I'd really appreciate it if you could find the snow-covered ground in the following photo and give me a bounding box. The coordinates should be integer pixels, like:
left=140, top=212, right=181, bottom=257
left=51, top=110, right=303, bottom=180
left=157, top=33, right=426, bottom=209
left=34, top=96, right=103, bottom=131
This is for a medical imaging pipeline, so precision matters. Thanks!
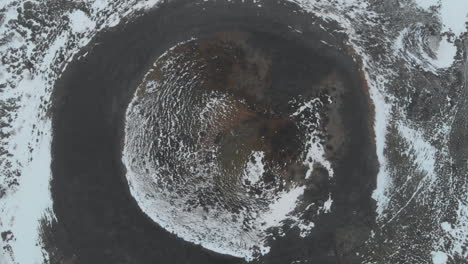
left=0, top=0, right=466, bottom=263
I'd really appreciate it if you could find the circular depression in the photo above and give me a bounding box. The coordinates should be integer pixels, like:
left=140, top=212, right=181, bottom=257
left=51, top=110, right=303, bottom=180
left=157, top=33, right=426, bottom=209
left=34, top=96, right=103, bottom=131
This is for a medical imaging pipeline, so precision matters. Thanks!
left=50, top=1, right=378, bottom=263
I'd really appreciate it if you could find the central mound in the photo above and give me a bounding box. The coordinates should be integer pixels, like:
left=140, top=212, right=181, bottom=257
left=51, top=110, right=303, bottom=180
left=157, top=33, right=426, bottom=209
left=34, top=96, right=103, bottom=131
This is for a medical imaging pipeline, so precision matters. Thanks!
left=123, top=31, right=348, bottom=258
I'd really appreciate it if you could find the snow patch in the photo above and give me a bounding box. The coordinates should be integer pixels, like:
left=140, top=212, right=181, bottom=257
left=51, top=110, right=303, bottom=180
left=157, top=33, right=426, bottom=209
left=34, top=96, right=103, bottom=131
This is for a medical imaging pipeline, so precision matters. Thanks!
left=432, top=35, right=457, bottom=69
left=68, top=10, right=96, bottom=33
left=292, top=98, right=334, bottom=180
left=243, top=151, right=265, bottom=185
left=261, top=186, right=305, bottom=227
left=369, top=75, right=392, bottom=217
left=0, top=73, right=55, bottom=264
left=431, top=251, right=448, bottom=264
left=322, top=194, right=333, bottom=213
left=397, top=122, right=437, bottom=181
left=416, top=0, right=468, bottom=36
left=414, top=0, right=468, bottom=68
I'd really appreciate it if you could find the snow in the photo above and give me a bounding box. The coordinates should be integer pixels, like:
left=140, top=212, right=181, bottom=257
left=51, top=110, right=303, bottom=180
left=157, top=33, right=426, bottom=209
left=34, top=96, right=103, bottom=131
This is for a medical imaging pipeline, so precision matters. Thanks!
left=0, top=0, right=17, bottom=10
left=322, top=194, right=333, bottom=213
left=437, top=195, right=468, bottom=261
left=243, top=151, right=265, bottom=185
left=432, top=35, right=458, bottom=69
left=368, top=76, right=392, bottom=216
left=414, top=0, right=468, bottom=68
left=414, top=0, right=439, bottom=10
left=292, top=98, right=334, bottom=180
left=261, top=186, right=305, bottom=227
left=393, top=24, right=456, bottom=71
left=285, top=0, right=394, bottom=219
left=0, top=74, right=55, bottom=264
left=397, top=122, right=437, bottom=181
left=40, top=33, right=68, bottom=69
left=432, top=1, right=468, bottom=67
left=431, top=251, right=448, bottom=264
left=134, top=0, right=162, bottom=10
left=0, top=0, right=466, bottom=263
left=124, top=156, right=309, bottom=260
left=440, top=221, right=451, bottom=232
left=440, top=3, right=468, bottom=35
left=0, top=1, right=164, bottom=262
left=68, top=10, right=96, bottom=33
left=1, top=127, right=54, bottom=264
left=415, top=0, right=468, bottom=36
left=298, top=221, right=315, bottom=238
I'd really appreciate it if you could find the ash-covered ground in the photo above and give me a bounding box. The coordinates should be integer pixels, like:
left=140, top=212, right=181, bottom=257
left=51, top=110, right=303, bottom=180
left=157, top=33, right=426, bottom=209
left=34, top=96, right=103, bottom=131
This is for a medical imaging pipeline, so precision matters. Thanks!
left=0, top=0, right=467, bottom=264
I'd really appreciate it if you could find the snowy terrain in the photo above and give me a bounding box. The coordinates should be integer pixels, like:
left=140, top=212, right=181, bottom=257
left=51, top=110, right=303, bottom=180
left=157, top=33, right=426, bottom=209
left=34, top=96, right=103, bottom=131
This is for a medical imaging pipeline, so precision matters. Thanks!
left=0, top=0, right=467, bottom=263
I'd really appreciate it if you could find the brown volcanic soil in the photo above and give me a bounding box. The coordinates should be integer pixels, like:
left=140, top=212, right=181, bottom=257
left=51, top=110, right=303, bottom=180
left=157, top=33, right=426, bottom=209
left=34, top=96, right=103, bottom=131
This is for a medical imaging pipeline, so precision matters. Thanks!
left=48, top=0, right=378, bottom=263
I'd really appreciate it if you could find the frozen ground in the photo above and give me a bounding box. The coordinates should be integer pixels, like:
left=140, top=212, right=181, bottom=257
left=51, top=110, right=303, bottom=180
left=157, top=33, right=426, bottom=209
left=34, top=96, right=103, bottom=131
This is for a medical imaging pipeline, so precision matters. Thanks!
left=0, top=0, right=467, bottom=263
